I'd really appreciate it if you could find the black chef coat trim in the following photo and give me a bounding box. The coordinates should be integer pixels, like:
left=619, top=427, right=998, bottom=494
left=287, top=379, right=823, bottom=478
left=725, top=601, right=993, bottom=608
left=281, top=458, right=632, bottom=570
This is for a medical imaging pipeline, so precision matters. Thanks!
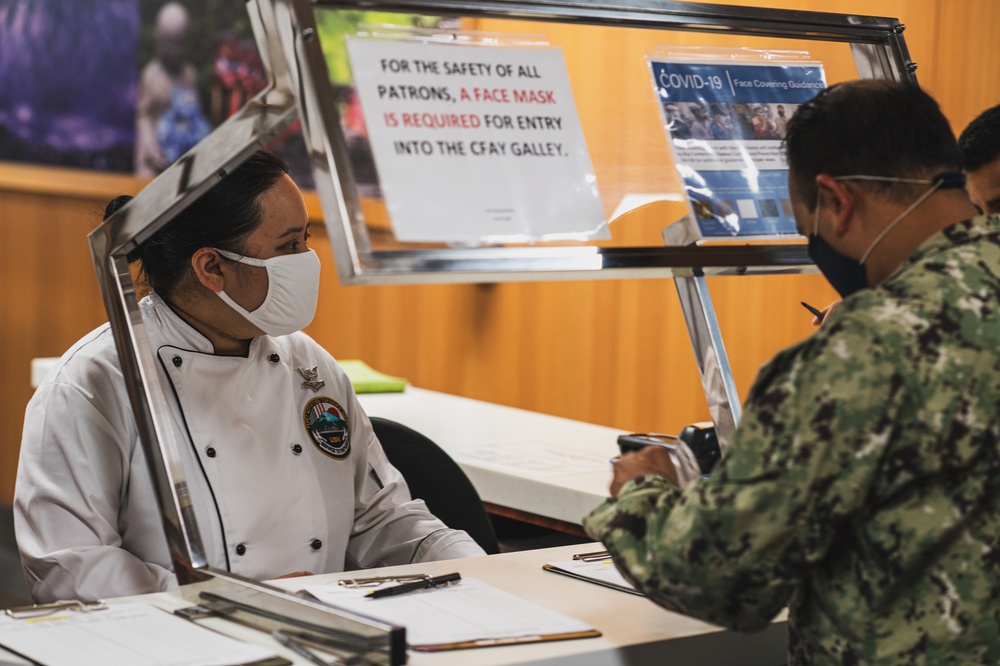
left=157, top=346, right=231, bottom=572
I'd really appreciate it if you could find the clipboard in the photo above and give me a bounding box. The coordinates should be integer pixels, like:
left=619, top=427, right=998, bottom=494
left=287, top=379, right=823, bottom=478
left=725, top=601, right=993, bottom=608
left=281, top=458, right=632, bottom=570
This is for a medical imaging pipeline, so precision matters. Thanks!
left=543, top=558, right=644, bottom=596
left=4, top=599, right=109, bottom=620
left=304, top=577, right=601, bottom=651
left=0, top=602, right=289, bottom=666
left=411, top=628, right=601, bottom=652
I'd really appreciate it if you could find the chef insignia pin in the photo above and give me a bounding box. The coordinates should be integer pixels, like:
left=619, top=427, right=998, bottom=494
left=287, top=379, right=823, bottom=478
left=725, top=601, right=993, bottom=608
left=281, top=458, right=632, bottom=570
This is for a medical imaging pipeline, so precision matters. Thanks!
left=297, top=366, right=325, bottom=392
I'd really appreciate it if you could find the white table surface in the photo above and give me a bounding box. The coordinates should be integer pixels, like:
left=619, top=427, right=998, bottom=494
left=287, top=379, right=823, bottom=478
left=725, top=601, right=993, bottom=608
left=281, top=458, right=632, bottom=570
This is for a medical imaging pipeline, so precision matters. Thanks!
left=358, top=388, right=625, bottom=526
left=0, top=545, right=787, bottom=666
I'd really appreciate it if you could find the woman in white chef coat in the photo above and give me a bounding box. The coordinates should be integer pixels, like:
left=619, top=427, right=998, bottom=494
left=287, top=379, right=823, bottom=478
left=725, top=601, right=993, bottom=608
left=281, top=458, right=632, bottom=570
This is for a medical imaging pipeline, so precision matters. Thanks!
left=14, top=151, right=484, bottom=603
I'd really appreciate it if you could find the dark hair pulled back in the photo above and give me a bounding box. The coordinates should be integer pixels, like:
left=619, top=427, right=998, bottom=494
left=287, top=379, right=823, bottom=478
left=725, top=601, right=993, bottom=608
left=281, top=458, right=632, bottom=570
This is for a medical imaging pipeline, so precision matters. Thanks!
left=104, top=150, right=288, bottom=297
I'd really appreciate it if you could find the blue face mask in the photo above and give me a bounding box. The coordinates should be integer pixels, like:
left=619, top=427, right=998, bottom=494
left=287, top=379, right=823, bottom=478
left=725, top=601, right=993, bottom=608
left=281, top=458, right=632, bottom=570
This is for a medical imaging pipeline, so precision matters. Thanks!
left=807, top=172, right=965, bottom=298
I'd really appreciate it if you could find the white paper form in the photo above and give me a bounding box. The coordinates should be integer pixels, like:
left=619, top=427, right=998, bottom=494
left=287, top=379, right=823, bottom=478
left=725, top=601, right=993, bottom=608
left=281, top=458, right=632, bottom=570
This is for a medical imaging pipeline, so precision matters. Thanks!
left=305, top=577, right=596, bottom=648
left=451, top=443, right=610, bottom=475
left=0, top=603, right=277, bottom=666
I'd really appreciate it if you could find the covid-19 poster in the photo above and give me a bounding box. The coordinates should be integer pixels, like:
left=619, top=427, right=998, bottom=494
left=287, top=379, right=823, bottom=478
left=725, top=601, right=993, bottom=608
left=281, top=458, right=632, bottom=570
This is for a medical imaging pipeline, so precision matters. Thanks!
left=649, top=58, right=826, bottom=242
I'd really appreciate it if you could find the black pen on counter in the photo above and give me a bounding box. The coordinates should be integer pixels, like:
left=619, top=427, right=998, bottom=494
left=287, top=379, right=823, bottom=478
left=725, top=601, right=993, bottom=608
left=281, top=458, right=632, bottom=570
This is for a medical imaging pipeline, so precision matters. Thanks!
left=367, top=572, right=462, bottom=599
left=801, top=301, right=825, bottom=322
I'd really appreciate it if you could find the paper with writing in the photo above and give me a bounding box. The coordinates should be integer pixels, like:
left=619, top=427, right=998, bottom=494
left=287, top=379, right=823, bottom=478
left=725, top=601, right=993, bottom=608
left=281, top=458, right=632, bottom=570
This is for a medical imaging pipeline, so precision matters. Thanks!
left=451, top=444, right=609, bottom=475
left=305, top=577, right=596, bottom=648
left=0, top=603, right=278, bottom=666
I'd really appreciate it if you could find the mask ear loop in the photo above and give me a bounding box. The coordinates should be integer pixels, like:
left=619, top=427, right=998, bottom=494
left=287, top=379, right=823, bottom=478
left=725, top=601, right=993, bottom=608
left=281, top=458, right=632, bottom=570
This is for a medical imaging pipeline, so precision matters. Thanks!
left=214, top=248, right=267, bottom=268
left=858, top=179, right=944, bottom=265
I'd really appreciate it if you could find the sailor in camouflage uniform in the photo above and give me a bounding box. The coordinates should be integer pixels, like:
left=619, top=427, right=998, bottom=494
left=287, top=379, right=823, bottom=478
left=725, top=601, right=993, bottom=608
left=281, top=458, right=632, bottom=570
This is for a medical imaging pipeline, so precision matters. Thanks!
left=584, top=81, right=1000, bottom=664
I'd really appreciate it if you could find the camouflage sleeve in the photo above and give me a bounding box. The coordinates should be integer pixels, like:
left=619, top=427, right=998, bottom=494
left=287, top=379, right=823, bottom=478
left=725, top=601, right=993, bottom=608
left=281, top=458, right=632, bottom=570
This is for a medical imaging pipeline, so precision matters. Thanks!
left=584, top=313, right=902, bottom=632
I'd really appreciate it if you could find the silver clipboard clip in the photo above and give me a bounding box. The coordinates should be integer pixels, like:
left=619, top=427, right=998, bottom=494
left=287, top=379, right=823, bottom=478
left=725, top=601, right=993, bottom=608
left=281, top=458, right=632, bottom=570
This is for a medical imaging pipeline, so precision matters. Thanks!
left=572, top=550, right=611, bottom=562
left=336, top=573, right=430, bottom=589
left=5, top=599, right=109, bottom=620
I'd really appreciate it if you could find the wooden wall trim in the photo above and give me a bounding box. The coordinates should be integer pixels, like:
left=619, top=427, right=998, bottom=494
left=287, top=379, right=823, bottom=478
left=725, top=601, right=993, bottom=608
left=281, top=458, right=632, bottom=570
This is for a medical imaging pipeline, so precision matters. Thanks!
left=0, top=161, right=148, bottom=200
left=0, top=161, right=327, bottom=222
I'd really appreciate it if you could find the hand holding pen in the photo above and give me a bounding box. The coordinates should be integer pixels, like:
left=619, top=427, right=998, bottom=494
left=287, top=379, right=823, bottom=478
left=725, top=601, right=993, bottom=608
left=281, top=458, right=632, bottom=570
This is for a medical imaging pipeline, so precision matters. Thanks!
left=367, top=572, right=462, bottom=599
left=801, top=300, right=839, bottom=326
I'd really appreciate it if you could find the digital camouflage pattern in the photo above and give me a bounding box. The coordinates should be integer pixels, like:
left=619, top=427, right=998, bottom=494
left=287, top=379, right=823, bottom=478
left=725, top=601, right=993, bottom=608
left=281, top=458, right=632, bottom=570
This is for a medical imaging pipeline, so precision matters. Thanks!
left=585, top=215, right=1000, bottom=664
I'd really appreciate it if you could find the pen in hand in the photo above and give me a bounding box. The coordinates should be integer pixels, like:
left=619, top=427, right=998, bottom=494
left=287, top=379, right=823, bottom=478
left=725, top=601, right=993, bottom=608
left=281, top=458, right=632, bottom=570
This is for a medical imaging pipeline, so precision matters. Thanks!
left=801, top=301, right=825, bottom=323
left=367, top=572, right=462, bottom=599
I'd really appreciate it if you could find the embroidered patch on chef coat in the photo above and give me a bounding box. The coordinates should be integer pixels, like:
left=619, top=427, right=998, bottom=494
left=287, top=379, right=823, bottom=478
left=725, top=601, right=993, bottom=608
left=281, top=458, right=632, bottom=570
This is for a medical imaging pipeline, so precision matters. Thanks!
left=303, top=397, right=351, bottom=459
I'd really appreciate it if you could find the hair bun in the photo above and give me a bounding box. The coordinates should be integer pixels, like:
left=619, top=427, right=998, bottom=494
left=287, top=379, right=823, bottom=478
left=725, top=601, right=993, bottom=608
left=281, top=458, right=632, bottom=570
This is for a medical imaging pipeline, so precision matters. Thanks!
left=104, top=195, right=133, bottom=221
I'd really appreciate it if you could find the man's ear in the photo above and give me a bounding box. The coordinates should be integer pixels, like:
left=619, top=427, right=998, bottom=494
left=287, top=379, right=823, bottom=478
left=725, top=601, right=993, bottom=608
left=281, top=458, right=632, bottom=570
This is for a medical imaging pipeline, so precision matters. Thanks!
left=191, top=248, right=226, bottom=293
left=814, top=174, right=856, bottom=237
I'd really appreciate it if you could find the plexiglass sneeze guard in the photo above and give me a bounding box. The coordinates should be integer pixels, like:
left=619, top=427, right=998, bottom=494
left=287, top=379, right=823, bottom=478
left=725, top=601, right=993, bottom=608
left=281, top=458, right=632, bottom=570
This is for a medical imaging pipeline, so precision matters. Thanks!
left=87, top=1, right=913, bottom=662
left=312, top=0, right=914, bottom=285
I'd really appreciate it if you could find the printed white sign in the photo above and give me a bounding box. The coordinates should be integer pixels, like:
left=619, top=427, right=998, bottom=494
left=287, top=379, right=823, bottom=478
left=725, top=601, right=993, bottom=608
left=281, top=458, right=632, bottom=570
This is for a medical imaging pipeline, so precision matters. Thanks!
left=347, top=38, right=607, bottom=243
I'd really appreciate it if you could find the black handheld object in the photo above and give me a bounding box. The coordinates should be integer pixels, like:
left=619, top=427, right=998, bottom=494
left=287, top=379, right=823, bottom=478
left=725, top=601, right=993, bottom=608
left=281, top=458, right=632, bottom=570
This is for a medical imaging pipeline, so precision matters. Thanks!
left=679, top=422, right=721, bottom=474
left=616, top=433, right=679, bottom=454
left=801, top=301, right=825, bottom=322
left=367, top=572, right=462, bottom=599
left=617, top=423, right=721, bottom=474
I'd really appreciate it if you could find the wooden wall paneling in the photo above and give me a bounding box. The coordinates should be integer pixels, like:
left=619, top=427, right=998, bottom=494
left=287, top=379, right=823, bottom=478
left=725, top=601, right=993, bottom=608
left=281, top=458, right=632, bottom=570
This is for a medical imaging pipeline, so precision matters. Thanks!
left=921, top=0, right=1000, bottom=135
left=665, top=0, right=939, bottom=90
left=460, top=281, right=558, bottom=413
left=402, top=283, right=487, bottom=400
left=519, top=279, right=619, bottom=425
left=0, top=191, right=111, bottom=501
left=608, top=274, right=703, bottom=434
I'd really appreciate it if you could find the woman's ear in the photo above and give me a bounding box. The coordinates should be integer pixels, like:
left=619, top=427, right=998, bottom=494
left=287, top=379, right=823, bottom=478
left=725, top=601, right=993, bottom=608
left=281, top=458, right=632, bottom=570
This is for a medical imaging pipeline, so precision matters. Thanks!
left=190, top=248, right=226, bottom=293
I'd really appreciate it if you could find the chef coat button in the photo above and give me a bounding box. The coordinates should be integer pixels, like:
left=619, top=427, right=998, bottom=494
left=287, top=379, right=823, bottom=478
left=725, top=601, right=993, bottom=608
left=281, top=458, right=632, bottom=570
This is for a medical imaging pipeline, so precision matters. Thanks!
left=172, top=356, right=182, bottom=367
left=268, top=353, right=280, bottom=364
left=291, top=443, right=303, bottom=455
left=205, top=446, right=217, bottom=458
left=310, top=539, right=322, bottom=550
left=236, top=543, right=247, bottom=556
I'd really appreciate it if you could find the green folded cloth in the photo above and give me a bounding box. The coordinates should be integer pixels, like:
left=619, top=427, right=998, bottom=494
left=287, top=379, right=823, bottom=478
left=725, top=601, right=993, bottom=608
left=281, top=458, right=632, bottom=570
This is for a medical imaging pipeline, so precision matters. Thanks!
left=339, top=359, right=407, bottom=393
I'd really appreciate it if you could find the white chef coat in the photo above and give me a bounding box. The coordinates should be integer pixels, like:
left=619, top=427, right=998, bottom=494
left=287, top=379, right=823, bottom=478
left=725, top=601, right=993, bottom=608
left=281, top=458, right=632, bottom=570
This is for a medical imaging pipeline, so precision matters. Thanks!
left=15, top=293, right=483, bottom=603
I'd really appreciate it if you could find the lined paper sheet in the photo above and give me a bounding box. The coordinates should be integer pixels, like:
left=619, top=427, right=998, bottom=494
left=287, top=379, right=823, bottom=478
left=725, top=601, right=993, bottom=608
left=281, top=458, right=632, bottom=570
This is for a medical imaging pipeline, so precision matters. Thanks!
left=0, top=603, right=279, bottom=666
left=451, top=444, right=609, bottom=475
left=305, top=577, right=597, bottom=649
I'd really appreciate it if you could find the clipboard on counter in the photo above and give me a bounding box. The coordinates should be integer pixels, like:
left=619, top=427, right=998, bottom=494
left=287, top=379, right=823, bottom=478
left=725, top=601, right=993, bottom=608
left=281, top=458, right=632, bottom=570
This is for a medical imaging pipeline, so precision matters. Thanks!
left=304, top=577, right=600, bottom=651
left=543, top=553, right=644, bottom=596
left=0, top=601, right=288, bottom=666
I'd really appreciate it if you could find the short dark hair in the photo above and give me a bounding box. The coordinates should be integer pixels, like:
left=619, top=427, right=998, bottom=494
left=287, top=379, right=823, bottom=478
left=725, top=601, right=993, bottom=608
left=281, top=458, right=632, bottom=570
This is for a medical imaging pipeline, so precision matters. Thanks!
left=958, top=103, right=1000, bottom=172
left=105, top=150, right=288, bottom=297
left=784, top=80, right=961, bottom=208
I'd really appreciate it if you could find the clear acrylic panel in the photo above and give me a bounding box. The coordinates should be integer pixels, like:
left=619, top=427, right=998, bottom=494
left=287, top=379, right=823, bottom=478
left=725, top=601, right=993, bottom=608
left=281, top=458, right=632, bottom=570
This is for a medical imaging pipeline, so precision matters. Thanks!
left=300, top=1, right=913, bottom=283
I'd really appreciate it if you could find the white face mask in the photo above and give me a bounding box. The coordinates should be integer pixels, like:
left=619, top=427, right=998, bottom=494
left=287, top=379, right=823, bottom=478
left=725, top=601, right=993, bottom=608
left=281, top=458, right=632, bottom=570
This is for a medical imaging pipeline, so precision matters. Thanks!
left=213, top=248, right=321, bottom=337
